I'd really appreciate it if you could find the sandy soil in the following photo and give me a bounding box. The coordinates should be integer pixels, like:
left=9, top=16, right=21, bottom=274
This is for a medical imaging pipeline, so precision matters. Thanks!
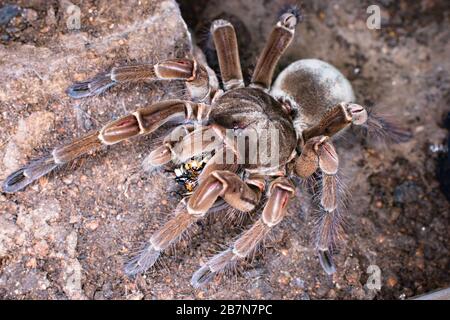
left=0, top=0, right=449, bottom=299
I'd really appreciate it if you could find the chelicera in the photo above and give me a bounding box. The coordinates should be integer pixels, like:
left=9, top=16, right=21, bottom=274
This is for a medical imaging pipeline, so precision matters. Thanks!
left=2, top=7, right=409, bottom=287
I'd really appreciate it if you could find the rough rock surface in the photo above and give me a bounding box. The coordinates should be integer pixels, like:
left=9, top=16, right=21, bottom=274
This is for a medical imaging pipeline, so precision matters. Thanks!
left=0, top=0, right=192, bottom=300
left=1, top=0, right=449, bottom=299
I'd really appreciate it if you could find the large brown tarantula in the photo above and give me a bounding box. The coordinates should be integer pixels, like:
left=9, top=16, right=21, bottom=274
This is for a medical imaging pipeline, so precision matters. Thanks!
left=2, top=8, right=409, bottom=287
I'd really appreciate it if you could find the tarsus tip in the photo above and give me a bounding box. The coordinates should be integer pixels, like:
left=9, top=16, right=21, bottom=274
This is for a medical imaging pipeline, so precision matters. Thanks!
left=191, top=265, right=216, bottom=288
left=66, top=73, right=115, bottom=99
left=318, top=250, right=337, bottom=275
left=124, top=245, right=161, bottom=277
left=2, top=156, right=58, bottom=193
left=66, top=82, right=92, bottom=99
left=280, top=4, right=303, bottom=24
left=2, top=168, right=28, bottom=193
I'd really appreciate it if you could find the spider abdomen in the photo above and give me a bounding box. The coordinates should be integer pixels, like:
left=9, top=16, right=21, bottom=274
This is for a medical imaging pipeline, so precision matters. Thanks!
left=271, top=59, right=355, bottom=132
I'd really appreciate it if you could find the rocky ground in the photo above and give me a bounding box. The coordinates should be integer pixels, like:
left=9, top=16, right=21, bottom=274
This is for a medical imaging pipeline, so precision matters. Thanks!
left=0, top=0, right=449, bottom=299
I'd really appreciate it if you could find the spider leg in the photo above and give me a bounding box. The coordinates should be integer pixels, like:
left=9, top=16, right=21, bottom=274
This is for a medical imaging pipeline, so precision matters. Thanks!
left=250, top=10, right=300, bottom=90
left=210, top=20, right=244, bottom=90
left=124, top=197, right=192, bottom=276
left=294, top=135, right=341, bottom=274
left=145, top=124, right=195, bottom=168
left=125, top=149, right=265, bottom=276
left=66, top=58, right=213, bottom=102
left=302, top=101, right=413, bottom=145
left=144, top=125, right=223, bottom=169
left=2, top=100, right=210, bottom=193
left=361, top=109, right=412, bottom=143
left=295, top=135, right=338, bottom=179
left=187, top=170, right=264, bottom=215
left=191, top=177, right=294, bottom=288
left=299, top=104, right=410, bottom=274
left=301, top=102, right=375, bottom=143
left=298, top=103, right=410, bottom=274
left=315, top=172, right=342, bottom=275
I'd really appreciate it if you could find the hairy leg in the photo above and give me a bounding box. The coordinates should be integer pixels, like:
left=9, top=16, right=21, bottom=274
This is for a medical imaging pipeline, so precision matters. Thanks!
left=301, top=101, right=411, bottom=144
left=295, top=135, right=338, bottom=179
left=2, top=100, right=211, bottom=193
left=124, top=166, right=265, bottom=276
left=187, top=170, right=264, bottom=214
left=191, top=177, right=294, bottom=288
left=297, top=101, right=410, bottom=274
left=294, top=135, right=342, bottom=274
left=301, top=103, right=368, bottom=142
left=67, top=58, right=214, bottom=102
left=144, top=125, right=223, bottom=169
left=210, top=20, right=244, bottom=90
left=250, top=9, right=300, bottom=90
left=315, top=172, right=343, bottom=275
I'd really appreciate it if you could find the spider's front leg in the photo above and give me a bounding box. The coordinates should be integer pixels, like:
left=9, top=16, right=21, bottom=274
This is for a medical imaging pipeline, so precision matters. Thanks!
left=67, top=58, right=214, bottom=102
left=124, top=148, right=265, bottom=276
left=191, top=177, right=295, bottom=288
left=2, top=100, right=210, bottom=193
left=210, top=19, right=244, bottom=90
left=250, top=8, right=300, bottom=90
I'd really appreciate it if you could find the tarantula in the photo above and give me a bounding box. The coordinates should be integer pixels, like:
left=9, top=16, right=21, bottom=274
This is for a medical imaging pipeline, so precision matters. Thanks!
left=2, top=8, right=409, bottom=287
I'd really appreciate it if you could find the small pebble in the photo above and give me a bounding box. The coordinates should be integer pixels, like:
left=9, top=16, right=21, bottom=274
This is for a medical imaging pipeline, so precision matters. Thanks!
left=0, top=4, right=21, bottom=26
left=292, top=278, right=305, bottom=289
left=196, top=291, right=205, bottom=299
left=26, top=257, right=37, bottom=268
left=33, top=240, right=49, bottom=257
left=23, top=9, right=38, bottom=22
left=387, top=276, right=398, bottom=287
left=327, top=289, right=337, bottom=299
left=85, top=220, right=99, bottom=231
left=389, top=208, right=401, bottom=222
left=46, top=7, right=56, bottom=26
left=375, top=200, right=383, bottom=208
left=376, top=235, right=386, bottom=244
left=127, top=291, right=144, bottom=300
left=63, top=176, right=74, bottom=185
left=278, top=274, right=290, bottom=286
left=69, top=214, right=81, bottom=224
